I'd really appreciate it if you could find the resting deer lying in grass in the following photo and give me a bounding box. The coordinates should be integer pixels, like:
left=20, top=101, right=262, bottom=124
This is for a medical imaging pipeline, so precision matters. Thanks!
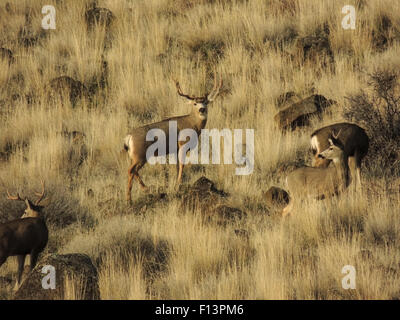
left=0, top=181, right=48, bottom=289
left=124, top=71, right=223, bottom=202
left=282, top=130, right=351, bottom=217
left=310, top=123, right=369, bottom=186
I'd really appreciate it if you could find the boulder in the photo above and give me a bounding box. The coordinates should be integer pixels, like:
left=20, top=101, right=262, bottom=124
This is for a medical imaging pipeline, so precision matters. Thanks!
left=274, top=94, right=335, bottom=130
left=178, top=177, right=247, bottom=226
left=207, top=205, right=246, bottom=226
left=371, top=14, right=400, bottom=51
left=295, top=36, right=334, bottom=63
left=179, top=176, right=228, bottom=214
left=276, top=91, right=302, bottom=110
left=46, top=76, right=90, bottom=106
left=14, top=253, right=100, bottom=300
left=84, top=5, right=115, bottom=49
left=85, top=7, right=115, bottom=30
left=0, top=276, right=12, bottom=290
left=264, top=186, right=290, bottom=213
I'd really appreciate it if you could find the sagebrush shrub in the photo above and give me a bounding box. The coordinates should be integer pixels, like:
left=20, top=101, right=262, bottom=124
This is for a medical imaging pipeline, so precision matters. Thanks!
left=344, top=70, right=400, bottom=177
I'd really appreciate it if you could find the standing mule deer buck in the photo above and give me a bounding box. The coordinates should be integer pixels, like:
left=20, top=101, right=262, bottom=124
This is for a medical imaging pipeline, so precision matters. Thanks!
left=282, top=130, right=351, bottom=217
left=124, top=71, right=223, bottom=202
left=310, top=122, right=369, bottom=186
left=0, top=181, right=48, bottom=289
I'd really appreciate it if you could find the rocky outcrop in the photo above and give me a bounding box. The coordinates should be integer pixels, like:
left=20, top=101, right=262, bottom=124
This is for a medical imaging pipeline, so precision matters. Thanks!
left=14, top=253, right=100, bottom=300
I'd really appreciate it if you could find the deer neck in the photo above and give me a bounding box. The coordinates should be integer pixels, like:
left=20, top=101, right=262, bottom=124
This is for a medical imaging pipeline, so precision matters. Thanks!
left=332, top=154, right=350, bottom=187
left=188, top=110, right=207, bottom=133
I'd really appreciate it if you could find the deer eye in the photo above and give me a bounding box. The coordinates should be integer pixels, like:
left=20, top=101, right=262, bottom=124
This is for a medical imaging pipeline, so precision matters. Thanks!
left=193, top=103, right=197, bottom=106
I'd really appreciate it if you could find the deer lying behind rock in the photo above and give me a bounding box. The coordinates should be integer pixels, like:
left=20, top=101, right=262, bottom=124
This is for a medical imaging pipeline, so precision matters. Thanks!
left=0, top=181, right=48, bottom=289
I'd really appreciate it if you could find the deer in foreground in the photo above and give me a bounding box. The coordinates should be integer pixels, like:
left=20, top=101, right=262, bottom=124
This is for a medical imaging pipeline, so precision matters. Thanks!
left=123, top=71, right=223, bottom=202
left=0, top=181, right=48, bottom=289
left=282, top=130, right=351, bottom=217
left=310, top=122, right=369, bottom=186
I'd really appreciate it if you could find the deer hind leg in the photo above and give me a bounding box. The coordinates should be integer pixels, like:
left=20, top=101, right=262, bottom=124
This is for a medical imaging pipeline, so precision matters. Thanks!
left=176, top=147, right=188, bottom=186
left=348, top=156, right=357, bottom=188
left=30, top=251, right=40, bottom=271
left=0, top=255, right=7, bottom=268
left=133, top=161, right=148, bottom=191
left=15, top=255, right=26, bottom=290
left=127, top=161, right=137, bottom=202
left=348, top=152, right=362, bottom=189
left=127, top=161, right=148, bottom=202
left=355, top=149, right=363, bottom=188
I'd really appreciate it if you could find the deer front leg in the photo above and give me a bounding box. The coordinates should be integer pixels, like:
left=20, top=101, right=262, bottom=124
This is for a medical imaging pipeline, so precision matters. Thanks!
left=177, top=147, right=186, bottom=186
left=30, top=250, right=39, bottom=271
left=127, top=162, right=136, bottom=202
left=14, top=254, right=26, bottom=290
left=177, top=162, right=184, bottom=186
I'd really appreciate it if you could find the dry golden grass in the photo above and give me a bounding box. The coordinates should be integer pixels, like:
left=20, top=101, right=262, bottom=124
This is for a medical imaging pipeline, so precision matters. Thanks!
left=1, top=0, right=400, bottom=299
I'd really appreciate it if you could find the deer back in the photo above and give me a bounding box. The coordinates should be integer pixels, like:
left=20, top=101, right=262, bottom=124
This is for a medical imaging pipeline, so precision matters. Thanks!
left=286, top=165, right=344, bottom=199
left=311, top=122, right=369, bottom=157
left=0, top=217, right=48, bottom=256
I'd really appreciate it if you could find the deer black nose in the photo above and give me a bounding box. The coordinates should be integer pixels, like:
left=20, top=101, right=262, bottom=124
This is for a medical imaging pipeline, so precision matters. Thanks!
left=318, top=154, right=325, bottom=159
left=199, top=108, right=206, bottom=113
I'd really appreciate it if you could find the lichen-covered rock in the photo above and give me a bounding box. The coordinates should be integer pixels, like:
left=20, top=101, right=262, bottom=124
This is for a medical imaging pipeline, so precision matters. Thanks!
left=295, top=36, right=334, bottom=63
left=14, top=253, right=100, bottom=300
left=264, top=186, right=290, bottom=213
left=209, top=205, right=246, bottom=226
left=85, top=7, right=115, bottom=30
left=179, top=176, right=228, bottom=214
left=274, top=94, right=335, bottom=130
left=46, top=76, right=90, bottom=106
left=276, top=91, right=302, bottom=110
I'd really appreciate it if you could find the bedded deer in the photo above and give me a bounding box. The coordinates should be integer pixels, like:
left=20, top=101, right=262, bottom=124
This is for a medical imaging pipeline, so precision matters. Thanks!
left=124, top=71, right=223, bottom=202
left=310, top=123, right=369, bottom=185
left=282, top=130, right=351, bottom=217
left=0, top=181, right=48, bottom=289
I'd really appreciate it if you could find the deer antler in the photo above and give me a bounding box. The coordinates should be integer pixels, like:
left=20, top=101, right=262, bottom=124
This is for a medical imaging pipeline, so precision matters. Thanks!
left=34, top=180, right=46, bottom=205
left=331, top=129, right=342, bottom=140
left=173, top=79, right=205, bottom=101
left=207, top=68, right=223, bottom=102
left=6, top=190, right=25, bottom=202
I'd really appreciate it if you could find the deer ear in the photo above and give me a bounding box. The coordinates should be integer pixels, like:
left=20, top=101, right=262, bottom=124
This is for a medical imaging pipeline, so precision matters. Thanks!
left=25, top=199, right=31, bottom=209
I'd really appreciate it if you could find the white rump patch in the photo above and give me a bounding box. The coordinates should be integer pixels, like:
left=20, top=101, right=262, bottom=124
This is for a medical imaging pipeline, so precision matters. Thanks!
left=310, top=135, right=320, bottom=153
left=124, top=135, right=134, bottom=157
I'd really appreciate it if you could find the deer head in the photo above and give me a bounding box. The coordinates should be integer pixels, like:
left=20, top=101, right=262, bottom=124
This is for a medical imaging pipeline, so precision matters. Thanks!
left=6, top=180, right=46, bottom=218
left=174, top=70, right=223, bottom=120
left=318, top=130, right=345, bottom=161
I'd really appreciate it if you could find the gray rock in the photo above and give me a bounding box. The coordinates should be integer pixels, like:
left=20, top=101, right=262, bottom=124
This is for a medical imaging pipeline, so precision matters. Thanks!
left=14, top=253, right=100, bottom=300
